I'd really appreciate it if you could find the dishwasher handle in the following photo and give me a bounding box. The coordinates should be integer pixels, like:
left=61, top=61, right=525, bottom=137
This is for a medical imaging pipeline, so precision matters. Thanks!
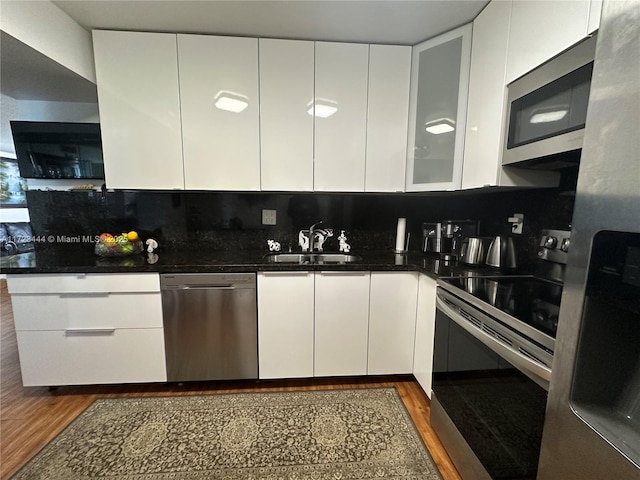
left=160, top=273, right=256, bottom=290
left=164, top=285, right=237, bottom=290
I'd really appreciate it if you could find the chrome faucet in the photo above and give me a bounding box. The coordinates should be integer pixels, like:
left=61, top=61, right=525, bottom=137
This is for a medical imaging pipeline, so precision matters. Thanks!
left=308, top=221, right=323, bottom=253
left=299, top=220, right=324, bottom=253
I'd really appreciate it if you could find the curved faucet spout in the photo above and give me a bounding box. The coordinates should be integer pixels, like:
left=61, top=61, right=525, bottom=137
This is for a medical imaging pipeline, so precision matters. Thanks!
left=309, top=220, right=323, bottom=233
left=308, top=220, right=324, bottom=253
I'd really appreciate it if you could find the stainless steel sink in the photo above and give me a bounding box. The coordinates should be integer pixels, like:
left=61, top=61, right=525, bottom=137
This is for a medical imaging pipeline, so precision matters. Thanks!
left=263, top=253, right=363, bottom=264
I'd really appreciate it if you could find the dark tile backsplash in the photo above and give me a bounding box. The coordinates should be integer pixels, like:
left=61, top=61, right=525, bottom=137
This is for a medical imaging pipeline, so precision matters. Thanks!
left=26, top=186, right=575, bottom=268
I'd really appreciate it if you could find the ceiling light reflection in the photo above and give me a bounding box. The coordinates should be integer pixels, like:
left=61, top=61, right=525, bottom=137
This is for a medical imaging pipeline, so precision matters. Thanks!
left=307, top=99, right=338, bottom=118
left=214, top=91, right=249, bottom=113
left=425, top=118, right=455, bottom=134
left=529, top=108, right=569, bottom=124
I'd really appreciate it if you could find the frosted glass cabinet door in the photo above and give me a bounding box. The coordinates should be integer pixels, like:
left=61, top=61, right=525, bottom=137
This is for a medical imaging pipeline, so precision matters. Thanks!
left=406, top=24, right=472, bottom=192
left=314, top=42, right=369, bottom=192
left=92, top=30, right=184, bottom=190
left=259, top=39, right=314, bottom=191
left=178, top=35, right=260, bottom=191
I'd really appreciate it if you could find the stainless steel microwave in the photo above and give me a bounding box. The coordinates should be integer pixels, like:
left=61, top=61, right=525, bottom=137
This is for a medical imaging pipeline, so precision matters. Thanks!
left=503, top=35, right=597, bottom=169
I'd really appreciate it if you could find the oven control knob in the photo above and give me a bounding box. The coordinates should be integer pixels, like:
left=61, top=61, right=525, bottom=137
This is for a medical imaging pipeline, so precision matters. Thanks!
left=560, top=238, right=570, bottom=252
left=544, top=236, right=558, bottom=249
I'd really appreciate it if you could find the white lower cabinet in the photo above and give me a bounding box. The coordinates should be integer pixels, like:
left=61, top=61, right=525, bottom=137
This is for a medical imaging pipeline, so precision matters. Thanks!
left=7, top=273, right=167, bottom=387
left=257, top=272, right=315, bottom=379
left=413, top=274, right=438, bottom=398
left=7, top=272, right=160, bottom=295
left=258, top=270, right=424, bottom=379
left=16, top=329, right=166, bottom=386
left=314, top=271, right=371, bottom=376
left=11, top=292, right=163, bottom=331
left=368, top=272, right=419, bottom=375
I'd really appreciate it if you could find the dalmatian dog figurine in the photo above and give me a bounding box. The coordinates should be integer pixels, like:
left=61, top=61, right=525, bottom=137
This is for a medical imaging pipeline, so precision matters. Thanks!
left=267, top=239, right=281, bottom=252
left=338, top=230, right=351, bottom=253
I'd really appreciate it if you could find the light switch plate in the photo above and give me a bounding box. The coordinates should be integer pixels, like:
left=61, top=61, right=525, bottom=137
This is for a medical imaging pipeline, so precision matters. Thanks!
left=508, top=213, right=524, bottom=234
left=262, top=209, right=277, bottom=226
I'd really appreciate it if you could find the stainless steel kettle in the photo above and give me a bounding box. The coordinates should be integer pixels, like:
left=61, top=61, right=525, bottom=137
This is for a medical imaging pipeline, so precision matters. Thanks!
left=486, top=236, right=517, bottom=269
left=459, top=237, right=492, bottom=265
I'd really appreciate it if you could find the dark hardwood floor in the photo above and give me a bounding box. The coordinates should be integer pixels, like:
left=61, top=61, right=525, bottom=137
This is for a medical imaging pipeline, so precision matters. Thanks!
left=0, top=280, right=461, bottom=479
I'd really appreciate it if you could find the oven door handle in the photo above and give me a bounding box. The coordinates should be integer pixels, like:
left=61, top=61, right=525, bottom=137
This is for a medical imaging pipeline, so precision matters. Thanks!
left=436, top=293, right=551, bottom=391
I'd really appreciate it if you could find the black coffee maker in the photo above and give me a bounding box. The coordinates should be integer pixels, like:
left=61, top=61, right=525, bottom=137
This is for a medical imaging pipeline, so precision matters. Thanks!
left=422, top=220, right=478, bottom=259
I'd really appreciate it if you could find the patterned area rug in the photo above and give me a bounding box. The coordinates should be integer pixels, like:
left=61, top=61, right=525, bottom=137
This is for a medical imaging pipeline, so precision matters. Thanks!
left=13, top=388, right=443, bottom=480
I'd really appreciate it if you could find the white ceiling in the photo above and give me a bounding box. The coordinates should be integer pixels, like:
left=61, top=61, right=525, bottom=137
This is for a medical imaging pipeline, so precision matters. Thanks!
left=1, top=0, right=489, bottom=103
left=53, top=0, right=489, bottom=46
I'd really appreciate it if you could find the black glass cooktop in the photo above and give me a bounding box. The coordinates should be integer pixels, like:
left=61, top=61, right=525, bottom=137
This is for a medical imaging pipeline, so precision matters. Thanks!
left=440, top=275, right=563, bottom=339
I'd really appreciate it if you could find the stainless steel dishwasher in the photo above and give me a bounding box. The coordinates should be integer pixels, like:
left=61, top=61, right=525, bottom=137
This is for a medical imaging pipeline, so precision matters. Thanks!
left=160, top=273, right=258, bottom=382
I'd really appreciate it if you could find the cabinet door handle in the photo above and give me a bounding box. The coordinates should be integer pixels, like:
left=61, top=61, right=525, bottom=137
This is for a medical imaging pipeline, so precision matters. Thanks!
left=65, top=328, right=116, bottom=336
left=260, top=271, right=312, bottom=276
left=167, top=285, right=236, bottom=290
left=59, top=292, right=110, bottom=298
left=317, top=271, right=369, bottom=276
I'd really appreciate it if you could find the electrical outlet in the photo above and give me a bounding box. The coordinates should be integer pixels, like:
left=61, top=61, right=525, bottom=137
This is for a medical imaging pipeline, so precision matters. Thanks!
left=262, top=209, right=277, bottom=226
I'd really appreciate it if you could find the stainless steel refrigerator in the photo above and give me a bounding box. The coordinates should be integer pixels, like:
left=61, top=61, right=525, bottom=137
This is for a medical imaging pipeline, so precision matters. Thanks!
left=538, top=0, right=640, bottom=478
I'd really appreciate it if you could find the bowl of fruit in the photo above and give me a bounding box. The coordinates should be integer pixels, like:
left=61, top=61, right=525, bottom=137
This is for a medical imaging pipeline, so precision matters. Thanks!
left=94, top=231, right=143, bottom=257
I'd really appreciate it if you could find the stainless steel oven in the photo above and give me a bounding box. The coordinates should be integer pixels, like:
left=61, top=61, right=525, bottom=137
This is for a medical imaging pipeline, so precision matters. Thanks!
left=431, top=231, right=569, bottom=479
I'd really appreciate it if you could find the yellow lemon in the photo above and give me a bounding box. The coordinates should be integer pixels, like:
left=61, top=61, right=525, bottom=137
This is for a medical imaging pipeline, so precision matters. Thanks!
left=126, top=231, right=139, bottom=241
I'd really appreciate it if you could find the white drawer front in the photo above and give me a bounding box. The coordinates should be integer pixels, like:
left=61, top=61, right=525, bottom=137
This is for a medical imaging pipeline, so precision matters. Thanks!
left=11, top=292, right=163, bottom=331
left=16, top=328, right=167, bottom=386
left=7, top=273, right=160, bottom=294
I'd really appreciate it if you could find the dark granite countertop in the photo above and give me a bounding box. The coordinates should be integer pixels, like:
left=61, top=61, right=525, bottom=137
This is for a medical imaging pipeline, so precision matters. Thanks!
left=0, top=248, right=497, bottom=279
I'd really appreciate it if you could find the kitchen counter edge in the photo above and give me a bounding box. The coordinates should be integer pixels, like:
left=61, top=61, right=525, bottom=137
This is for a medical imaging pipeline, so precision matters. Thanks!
left=0, top=250, right=478, bottom=280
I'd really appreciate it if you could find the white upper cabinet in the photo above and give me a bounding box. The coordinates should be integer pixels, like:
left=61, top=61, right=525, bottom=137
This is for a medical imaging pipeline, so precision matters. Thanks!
left=462, top=1, right=560, bottom=189
left=406, top=24, right=472, bottom=192
left=365, top=45, right=411, bottom=193
left=314, top=42, right=369, bottom=192
left=505, top=0, right=592, bottom=84
left=178, top=34, right=260, bottom=191
left=93, top=30, right=184, bottom=190
left=588, top=0, right=602, bottom=34
left=93, top=31, right=411, bottom=193
left=259, top=39, right=314, bottom=191
left=462, top=1, right=510, bottom=189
